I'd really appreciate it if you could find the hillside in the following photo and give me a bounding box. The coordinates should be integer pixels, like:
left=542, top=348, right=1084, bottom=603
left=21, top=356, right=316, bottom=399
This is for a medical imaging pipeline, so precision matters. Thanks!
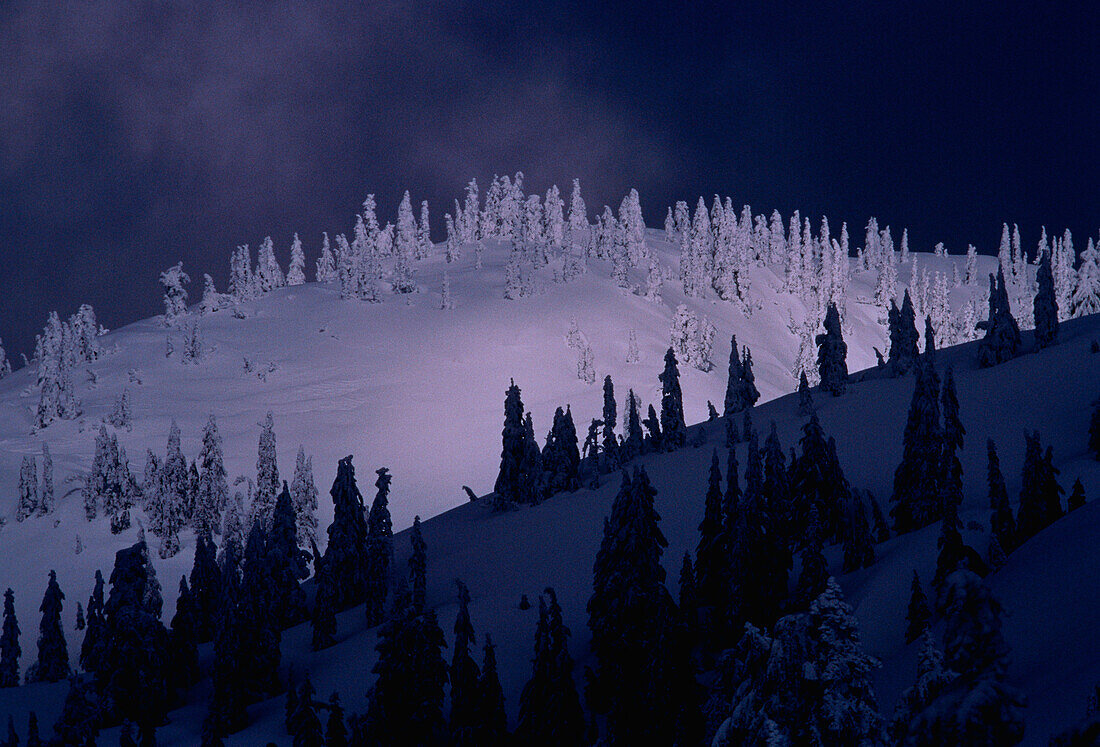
left=0, top=254, right=1094, bottom=744
left=0, top=234, right=993, bottom=667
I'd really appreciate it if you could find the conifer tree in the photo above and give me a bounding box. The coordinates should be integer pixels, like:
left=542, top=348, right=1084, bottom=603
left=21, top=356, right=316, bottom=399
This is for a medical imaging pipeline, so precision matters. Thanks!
left=26, top=571, right=68, bottom=683
left=891, top=358, right=944, bottom=532
left=160, top=262, right=191, bottom=324
left=896, top=570, right=1026, bottom=744
left=741, top=346, right=760, bottom=407
left=153, top=420, right=188, bottom=558
left=255, top=236, right=284, bottom=291
left=808, top=579, right=886, bottom=744
left=326, top=693, right=348, bottom=747
left=790, top=412, right=848, bottom=544
left=816, top=302, right=848, bottom=395
left=939, top=367, right=965, bottom=519
left=905, top=571, right=932, bottom=643
left=695, top=449, right=727, bottom=634
left=985, top=439, right=1017, bottom=554
left=16, top=455, right=37, bottom=522
left=1016, top=431, right=1064, bottom=543
left=621, top=393, right=644, bottom=461
left=290, top=446, right=319, bottom=549
left=188, top=532, right=219, bottom=644
left=543, top=406, right=581, bottom=493
left=51, top=676, right=100, bottom=747
left=450, top=580, right=481, bottom=746
left=286, top=233, right=306, bottom=286
left=494, top=380, right=541, bottom=507
left=363, top=582, right=449, bottom=744
left=315, top=231, right=335, bottom=283
left=99, top=539, right=170, bottom=736
left=195, top=414, right=228, bottom=536
left=723, top=333, right=746, bottom=416
left=288, top=676, right=323, bottom=746
left=841, top=491, right=875, bottom=572
left=269, top=483, right=308, bottom=627
left=254, top=411, right=280, bottom=529
left=976, top=268, right=1021, bottom=367
left=798, top=506, right=830, bottom=604
left=797, top=370, right=815, bottom=416
left=0, top=589, right=20, bottom=687
left=477, top=634, right=508, bottom=746
left=38, top=443, right=53, bottom=516
left=208, top=542, right=247, bottom=736
left=79, top=571, right=105, bottom=676
left=659, top=348, right=686, bottom=450
left=888, top=291, right=921, bottom=376
left=240, top=520, right=282, bottom=698
left=678, top=550, right=698, bottom=638
left=600, top=376, right=619, bottom=472
left=169, top=576, right=199, bottom=693
left=1071, top=238, right=1100, bottom=317
left=517, top=589, right=585, bottom=746
left=364, top=467, right=395, bottom=627
left=311, top=554, right=337, bottom=651
left=1034, top=246, right=1059, bottom=347
left=1069, top=477, right=1086, bottom=511
left=322, top=456, right=368, bottom=608
left=587, top=469, right=697, bottom=744
left=409, top=516, right=427, bottom=613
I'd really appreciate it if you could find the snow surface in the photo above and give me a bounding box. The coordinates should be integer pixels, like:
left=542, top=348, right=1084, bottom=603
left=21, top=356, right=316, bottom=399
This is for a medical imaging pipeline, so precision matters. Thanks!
left=8, top=235, right=1091, bottom=744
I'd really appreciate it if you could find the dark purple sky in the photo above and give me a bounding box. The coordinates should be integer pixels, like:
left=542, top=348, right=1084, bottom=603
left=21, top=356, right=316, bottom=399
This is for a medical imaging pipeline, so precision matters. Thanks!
left=1, top=0, right=1097, bottom=360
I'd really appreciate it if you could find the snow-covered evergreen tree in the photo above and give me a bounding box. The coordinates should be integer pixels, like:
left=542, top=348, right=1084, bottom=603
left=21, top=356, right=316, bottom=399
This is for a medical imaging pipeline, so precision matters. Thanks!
left=199, top=274, right=222, bottom=315
left=364, top=467, right=395, bottom=627
left=808, top=578, right=886, bottom=744
left=253, top=411, right=279, bottom=530
left=26, top=570, right=69, bottom=683
left=153, top=421, right=188, bottom=558
left=38, top=443, right=53, bottom=517
left=0, top=337, right=9, bottom=380
left=493, top=381, right=543, bottom=508
left=659, top=348, right=687, bottom=450
left=229, top=244, right=256, bottom=302
left=315, top=232, right=336, bottom=283
left=457, top=179, right=478, bottom=243
left=290, top=446, right=319, bottom=549
left=17, top=455, right=38, bottom=521
left=976, top=268, right=1021, bottom=367
left=816, top=302, right=848, bottom=396
left=417, top=200, right=432, bottom=259
left=1071, top=237, right=1100, bottom=317
left=891, top=356, right=943, bottom=532
left=256, top=236, right=285, bottom=291
left=566, top=178, right=588, bottom=255
left=1034, top=246, right=1059, bottom=347
left=322, top=455, right=369, bottom=609
left=897, top=570, right=1026, bottom=744
left=195, top=414, right=228, bottom=536
left=444, top=213, right=461, bottom=263
left=286, top=233, right=306, bottom=286
left=159, top=262, right=191, bottom=325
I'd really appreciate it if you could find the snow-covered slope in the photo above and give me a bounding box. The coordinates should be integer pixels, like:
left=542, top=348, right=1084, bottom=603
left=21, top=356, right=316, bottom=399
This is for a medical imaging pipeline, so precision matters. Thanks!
left=0, top=243, right=1092, bottom=744
left=0, top=235, right=992, bottom=656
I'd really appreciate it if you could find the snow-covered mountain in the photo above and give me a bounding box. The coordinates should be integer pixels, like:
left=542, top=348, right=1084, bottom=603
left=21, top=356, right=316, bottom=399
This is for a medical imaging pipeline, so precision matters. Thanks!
left=5, top=224, right=1096, bottom=744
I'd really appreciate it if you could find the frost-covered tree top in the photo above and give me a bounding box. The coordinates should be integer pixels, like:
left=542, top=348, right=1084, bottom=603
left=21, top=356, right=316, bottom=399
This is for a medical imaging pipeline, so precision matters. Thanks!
left=159, top=262, right=191, bottom=325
